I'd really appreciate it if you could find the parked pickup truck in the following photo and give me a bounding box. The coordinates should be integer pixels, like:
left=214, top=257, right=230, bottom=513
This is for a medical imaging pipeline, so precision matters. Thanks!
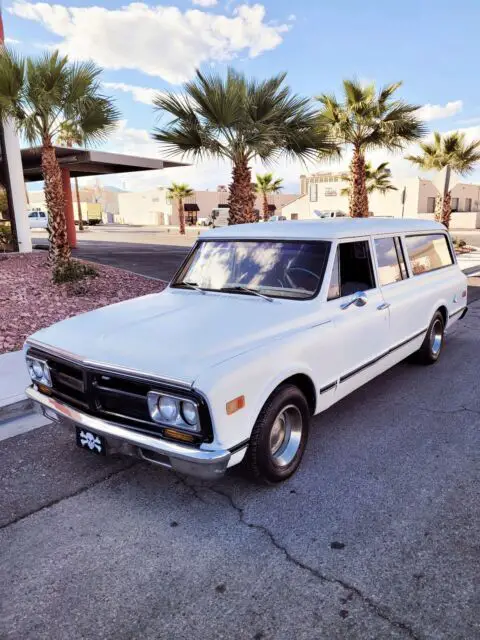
left=24, top=218, right=467, bottom=483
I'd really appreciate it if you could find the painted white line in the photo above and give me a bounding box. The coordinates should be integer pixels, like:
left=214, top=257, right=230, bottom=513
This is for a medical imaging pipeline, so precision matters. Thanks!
left=0, top=413, right=51, bottom=442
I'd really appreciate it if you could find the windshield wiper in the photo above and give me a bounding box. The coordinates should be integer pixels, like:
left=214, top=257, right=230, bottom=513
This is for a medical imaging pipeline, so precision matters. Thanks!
left=173, top=281, right=207, bottom=294
left=220, top=285, right=274, bottom=302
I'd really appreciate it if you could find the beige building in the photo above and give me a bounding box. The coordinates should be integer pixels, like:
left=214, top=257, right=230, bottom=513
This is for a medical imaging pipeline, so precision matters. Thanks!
left=282, top=171, right=480, bottom=229
left=28, top=183, right=122, bottom=223
left=117, top=187, right=299, bottom=226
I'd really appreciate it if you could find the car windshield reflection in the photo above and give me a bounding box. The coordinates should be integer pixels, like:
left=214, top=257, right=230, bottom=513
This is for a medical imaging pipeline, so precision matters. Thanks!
left=172, top=240, right=331, bottom=300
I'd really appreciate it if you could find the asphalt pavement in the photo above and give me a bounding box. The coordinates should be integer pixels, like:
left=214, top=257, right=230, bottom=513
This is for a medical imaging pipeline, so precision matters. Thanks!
left=1, top=302, right=479, bottom=639
left=33, top=236, right=191, bottom=281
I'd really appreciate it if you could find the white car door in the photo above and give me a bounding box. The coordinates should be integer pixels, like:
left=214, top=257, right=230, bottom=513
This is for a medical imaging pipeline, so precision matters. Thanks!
left=319, top=238, right=390, bottom=402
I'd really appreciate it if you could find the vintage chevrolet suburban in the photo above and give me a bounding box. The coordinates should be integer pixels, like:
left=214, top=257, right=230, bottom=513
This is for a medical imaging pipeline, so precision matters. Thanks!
left=25, top=218, right=468, bottom=483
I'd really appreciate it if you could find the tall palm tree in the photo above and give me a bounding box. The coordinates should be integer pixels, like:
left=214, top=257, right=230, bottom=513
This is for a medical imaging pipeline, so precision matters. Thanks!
left=406, top=131, right=480, bottom=227
left=153, top=68, right=338, bottom=225
left=0, top=48, right=119, bottom=273
left=167, top=182, right=194, bottom=235
left=341, top=161, right=397, bottom=198
left=255, top=173, right=283, bottom=221
left=57, top=122, right=85, bottom=231
left=317, top=80, right=426, bottom=218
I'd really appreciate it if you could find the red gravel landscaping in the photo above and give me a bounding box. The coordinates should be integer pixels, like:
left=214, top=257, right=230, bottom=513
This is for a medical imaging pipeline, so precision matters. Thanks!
left=1, top=253, right=165, bottom=354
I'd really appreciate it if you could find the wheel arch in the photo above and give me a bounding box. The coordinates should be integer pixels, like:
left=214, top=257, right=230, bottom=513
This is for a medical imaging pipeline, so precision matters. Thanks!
left=256, top=370, right=317, bottom=422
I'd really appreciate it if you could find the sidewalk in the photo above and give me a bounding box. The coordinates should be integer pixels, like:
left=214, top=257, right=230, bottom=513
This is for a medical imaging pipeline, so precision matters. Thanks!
left=0, top=350, right=30, bottom=416
left=456, top=249, right=480, bottom=275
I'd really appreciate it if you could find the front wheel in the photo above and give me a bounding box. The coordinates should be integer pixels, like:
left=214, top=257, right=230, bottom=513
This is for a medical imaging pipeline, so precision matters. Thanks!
left=244, top=384, right=310, bottom=483
left=416, top=311, right=445, bottom=365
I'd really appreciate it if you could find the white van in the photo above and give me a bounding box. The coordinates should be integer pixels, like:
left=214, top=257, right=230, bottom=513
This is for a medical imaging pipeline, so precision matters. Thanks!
left=28, top=210, right=48, bottom=229
left=25, top=218, right=467, bottom=483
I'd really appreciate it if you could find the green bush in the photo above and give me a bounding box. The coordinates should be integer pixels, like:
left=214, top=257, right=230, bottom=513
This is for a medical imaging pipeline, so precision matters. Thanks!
left=0, top=222, right=13, bottom=250
left=53, top=259, right=98, bottom=284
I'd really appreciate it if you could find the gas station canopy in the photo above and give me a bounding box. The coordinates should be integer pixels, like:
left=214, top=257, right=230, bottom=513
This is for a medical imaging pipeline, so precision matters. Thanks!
left=20, top=146, right=188, bottom=182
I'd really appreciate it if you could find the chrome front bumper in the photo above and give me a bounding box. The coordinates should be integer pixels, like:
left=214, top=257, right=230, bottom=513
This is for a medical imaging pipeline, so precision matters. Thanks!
left=26, top=386, right=230, bottom=480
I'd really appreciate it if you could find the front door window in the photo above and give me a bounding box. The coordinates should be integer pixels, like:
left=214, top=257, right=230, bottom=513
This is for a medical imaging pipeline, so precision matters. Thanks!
left=327, top=240, right=376, bottom=300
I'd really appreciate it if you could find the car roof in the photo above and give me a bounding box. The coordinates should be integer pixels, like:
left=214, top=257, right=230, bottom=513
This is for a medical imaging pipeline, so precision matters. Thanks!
left=200, top=217, right=446, bottom=241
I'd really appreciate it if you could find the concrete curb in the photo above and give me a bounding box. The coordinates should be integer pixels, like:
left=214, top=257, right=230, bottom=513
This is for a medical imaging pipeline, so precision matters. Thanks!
left=0, top=397, right=34, bottom=425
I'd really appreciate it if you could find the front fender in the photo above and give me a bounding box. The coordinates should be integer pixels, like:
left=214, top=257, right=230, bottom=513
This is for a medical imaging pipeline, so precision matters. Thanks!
left=193, top=340, right=317, bottom=451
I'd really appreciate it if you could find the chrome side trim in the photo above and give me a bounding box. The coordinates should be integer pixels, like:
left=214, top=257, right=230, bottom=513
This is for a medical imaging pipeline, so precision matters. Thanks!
left=27, top=386, right=230, bottom=474
left=449, top=306, right=467, bottom=320
left=25, top=338, right=192, bottom=389
left=339, top=327, right=428, bottom=384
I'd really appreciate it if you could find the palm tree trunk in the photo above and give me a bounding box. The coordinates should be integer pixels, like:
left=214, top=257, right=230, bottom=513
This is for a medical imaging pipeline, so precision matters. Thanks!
left=178, top=197, right=185, bottom=235
left=441, top=166, right=452, bottom=228
left=75, top=177, right=84, bottom=231
left=263, top=193, right=269, bottom=222
left=349, top=147, right=369, bottom=218
left=228, top=156, right=256, bottom=225
left=41, top=139, right=70, bottom=267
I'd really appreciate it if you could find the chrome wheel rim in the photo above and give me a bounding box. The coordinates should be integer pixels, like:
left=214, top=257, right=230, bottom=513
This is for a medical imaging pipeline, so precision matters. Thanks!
left=269, top=405, right=303, bottom=467
left=430, top=319, right=443, bottom=356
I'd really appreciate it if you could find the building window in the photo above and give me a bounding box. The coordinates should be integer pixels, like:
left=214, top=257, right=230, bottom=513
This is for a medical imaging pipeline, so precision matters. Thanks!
left=451, top=197, right=459, bottom=211
left=465, top=198, right=472, bottom=212
left=426, top=197, right=436, bottom=213
left=309, top=183, right=318, bottom=202
left=405, top=234, right=453, bottom=275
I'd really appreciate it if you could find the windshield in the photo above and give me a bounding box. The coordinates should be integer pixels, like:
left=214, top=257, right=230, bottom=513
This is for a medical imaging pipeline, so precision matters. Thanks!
left=172, top=240, right=331, bottom=300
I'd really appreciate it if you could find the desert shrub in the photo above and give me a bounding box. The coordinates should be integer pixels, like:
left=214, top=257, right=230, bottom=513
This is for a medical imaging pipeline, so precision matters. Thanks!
left=53, top=259, right=98, bottom=284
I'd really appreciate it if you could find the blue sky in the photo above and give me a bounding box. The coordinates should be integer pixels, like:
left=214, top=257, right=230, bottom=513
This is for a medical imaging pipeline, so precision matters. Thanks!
left=4, top=0, right=480, bottom=191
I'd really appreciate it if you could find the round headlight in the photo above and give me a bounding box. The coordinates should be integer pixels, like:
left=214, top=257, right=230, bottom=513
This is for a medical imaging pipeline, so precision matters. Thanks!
left=32, top=361, right=44, bottom=379
left=158, top=396, right=178, bottom=422
left=181, top=401, right=197, bottom=426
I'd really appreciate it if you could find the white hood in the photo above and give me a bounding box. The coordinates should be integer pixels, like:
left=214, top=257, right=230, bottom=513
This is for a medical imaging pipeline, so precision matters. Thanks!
left=28, top=288, right=319, bottom=385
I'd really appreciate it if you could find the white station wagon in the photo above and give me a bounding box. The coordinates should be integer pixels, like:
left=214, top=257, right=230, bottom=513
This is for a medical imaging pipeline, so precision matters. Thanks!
left=25, top=218, right=468, bottom=483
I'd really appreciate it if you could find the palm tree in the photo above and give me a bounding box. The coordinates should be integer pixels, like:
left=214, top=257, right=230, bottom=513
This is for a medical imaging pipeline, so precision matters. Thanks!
left=0, top=49, right=119, bottom=273
left=406, top=131, right=480, bottom=228
left=341, top=161, right=397, bottom=198
left=57, top=122, right=85, bottom=231
left=317, top=80, right=426, bottom=218
left=153, top=68, right=338, bottom=225
left=255, top=173, right=283, bottom=221
left=167, top=182, right=194, bottom=235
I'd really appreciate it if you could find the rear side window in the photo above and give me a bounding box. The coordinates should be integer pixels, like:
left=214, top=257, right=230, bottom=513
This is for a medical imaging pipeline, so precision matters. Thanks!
left=405, top=234, right=453, bottom=275
left=327, top=241, right=376, bottom=300
left=374, top=237, right=406, bottom=286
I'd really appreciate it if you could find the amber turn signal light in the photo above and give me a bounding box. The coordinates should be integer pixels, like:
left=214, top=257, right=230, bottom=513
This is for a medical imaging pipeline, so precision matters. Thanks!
left=226, top=395, right=245, bottom=415
left=163, top=428, right=195, bottom=443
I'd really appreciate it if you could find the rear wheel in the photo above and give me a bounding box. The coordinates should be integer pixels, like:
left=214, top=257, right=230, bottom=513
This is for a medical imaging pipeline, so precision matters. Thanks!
left=416, top=311, right=445, bottom=365
left=244, top=384, right=310, bottom=483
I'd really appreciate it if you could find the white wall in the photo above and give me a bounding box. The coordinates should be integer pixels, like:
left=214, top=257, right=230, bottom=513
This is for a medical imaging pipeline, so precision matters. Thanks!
left=117, top=188, right=172, bottom=225
left=282, top=177, right=421, bottom=220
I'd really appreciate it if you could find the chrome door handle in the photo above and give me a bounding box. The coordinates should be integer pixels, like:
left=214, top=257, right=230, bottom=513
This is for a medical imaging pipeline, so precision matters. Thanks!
left=377, top=302, right=390, bottom=311
left=340, top=291, right=368, bottom=310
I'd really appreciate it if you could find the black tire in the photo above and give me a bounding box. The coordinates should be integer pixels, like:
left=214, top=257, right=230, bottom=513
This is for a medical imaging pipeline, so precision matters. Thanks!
left=244, top=384, right=310, bottom=483
left=416, top=311, right=445, bottom=365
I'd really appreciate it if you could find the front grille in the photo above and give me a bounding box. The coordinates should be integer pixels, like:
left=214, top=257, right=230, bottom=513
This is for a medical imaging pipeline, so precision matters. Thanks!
left=28, top=348, right=213, bottom=443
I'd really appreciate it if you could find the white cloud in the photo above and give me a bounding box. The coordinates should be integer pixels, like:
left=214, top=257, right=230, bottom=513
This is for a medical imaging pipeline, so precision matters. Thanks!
left=192, top=0, right=218, bottom=6
left=417, top=100, right=463, bottom=122
left=5, top=37, right=21, bottom=44
left=103, top=82, right=159, bottom=105
left=9, top=2, right=289, bottom=84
